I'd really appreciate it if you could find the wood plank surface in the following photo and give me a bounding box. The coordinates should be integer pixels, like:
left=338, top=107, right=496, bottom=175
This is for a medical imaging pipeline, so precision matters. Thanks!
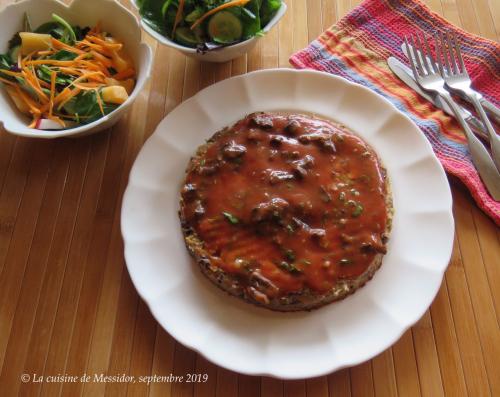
left=0, top=0, right=498, bottom=396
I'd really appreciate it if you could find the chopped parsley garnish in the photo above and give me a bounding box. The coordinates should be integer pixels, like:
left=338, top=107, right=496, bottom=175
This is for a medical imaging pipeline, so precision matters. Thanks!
left=222, top=211, right=239, bottom=224
left=352, top=203, right=364, bottom=217
left=284, top=249, right=295, bottom=262
left=279, top=261, right=302, bottom=274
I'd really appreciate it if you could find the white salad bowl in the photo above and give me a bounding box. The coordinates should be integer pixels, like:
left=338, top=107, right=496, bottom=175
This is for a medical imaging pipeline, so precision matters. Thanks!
left=132, top=0, right=287, bottom=63
left=0, top=0, right=153, bottom=139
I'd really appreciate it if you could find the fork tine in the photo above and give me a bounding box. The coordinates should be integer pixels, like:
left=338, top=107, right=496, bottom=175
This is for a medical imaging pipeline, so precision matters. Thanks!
left=410, top=34, right=425, bottom=75
left=446, top=31, right=458, bottom=74
left=405, top=36, right=420, bottom=78
left=423, top=33, right=437, bottom=73
left=435, top=32, right=444, bottom=75
left=441, top=31, right=451, bottom=76
left=404, top=36, right=418, bottom=78
left=415, top=33, right=432, bottom=75
left=452, top=31, right=466, bottom=73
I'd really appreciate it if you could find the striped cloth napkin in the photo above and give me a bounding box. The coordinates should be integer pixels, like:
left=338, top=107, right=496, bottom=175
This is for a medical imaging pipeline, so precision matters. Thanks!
left=290, top=0, right=500, bottom=225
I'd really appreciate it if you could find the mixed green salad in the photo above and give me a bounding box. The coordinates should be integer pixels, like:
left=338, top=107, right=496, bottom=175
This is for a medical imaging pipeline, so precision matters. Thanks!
left=137, top=0, right=282, bottom=49
left=0, top=14, right=135, bottom=130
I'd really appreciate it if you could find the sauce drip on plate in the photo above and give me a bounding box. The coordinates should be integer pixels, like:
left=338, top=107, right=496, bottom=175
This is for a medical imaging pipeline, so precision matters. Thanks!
left=181, top=113, right=389, bottom=297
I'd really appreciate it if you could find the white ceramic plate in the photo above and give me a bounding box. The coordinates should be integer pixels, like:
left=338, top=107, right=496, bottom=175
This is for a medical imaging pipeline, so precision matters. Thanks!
left=121, top=69, right=454, bottom=379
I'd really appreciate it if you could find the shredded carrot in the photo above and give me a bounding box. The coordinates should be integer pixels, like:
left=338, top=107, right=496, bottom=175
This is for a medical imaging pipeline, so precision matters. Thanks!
left=172, top=0, right=186, bottom=35
left=51, top=38, right=86, bottom=55
left=0, top=76, right=17, bottom=86
left=25, top=66, right=49, bottom=102
left=112, top=68, right=135, bottom=80
left=57, top=67, right=83, bottom=75
left=37, top=50, right=55, bottom=56
left=90, top=51, right=112, bottom=68
left=95, top=89, right=105, bottom=116
left=86, top=36, right=123, bottom=51
left=190, top=0, right=251, bottom=30
left=26, top=59, right=75, bottom=66
left=74, top=53, right=90, bottom=62
left=49, top=71, right=57, bottom=116
left=53, top=87, right=71, bottom=104
left=77, top=40, right=109, bottom=55
left=20, top=70, right=47, bottom=104
left=0, top=69, right=21, bottom=78
left=75, top=60, right=106, bottom=73
left=71, top=71, right=105, bottom=85
left=57, top=88, right=82, bottom=110
left=15, top=86, right=41, bottom=115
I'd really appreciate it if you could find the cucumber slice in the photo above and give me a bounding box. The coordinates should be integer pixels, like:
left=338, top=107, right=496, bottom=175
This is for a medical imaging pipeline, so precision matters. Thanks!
left=174, top=27, right=199, bottom=47
left=208, top=11, right=243, bottom=44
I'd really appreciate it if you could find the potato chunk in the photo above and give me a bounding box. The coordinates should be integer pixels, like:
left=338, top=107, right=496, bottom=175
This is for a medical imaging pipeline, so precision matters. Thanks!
left=20, top=32, right=52, bottom=55
left=101, top=86, right=129, bottom=105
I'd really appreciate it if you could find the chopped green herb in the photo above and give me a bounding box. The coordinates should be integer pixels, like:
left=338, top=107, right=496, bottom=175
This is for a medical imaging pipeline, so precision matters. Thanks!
left=284, top=249, right=295, bottom=262
left=286, top=224, right=295, bottom=234
left=352, top=203, right=364, bottom=217
left=339, top=191, right=346, bottom=202
left=222, top=211, right=239, bottom=224
left=279, top=261, right=302, bottom=274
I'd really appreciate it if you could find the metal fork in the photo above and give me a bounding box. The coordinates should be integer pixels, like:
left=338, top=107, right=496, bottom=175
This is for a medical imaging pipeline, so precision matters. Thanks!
left=404, top=34, right=500, bottom=201
left=437, top=31, right=500, bottom=172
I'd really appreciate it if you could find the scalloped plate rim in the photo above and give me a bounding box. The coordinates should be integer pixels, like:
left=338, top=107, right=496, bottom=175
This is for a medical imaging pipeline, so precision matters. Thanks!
left=121, top=68, right=454, bottom=379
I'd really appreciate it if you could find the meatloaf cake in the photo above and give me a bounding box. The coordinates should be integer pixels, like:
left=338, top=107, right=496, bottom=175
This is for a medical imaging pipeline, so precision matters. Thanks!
left=179, top=112, right=392, bottom=311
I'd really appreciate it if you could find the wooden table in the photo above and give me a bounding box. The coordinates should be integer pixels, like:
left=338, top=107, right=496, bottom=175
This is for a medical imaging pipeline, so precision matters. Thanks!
left=0, top=0, right=499, bottom=396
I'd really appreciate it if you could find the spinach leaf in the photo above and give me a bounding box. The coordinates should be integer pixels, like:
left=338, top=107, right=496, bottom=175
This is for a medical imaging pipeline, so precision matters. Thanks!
left=50, top=50, right=78, bottom=61
left=35, top=22, right=66, bottom=38
left=140, top=0, right=171, bottom=35
left=185, top=6, right=204, bottom=23
left=260, top=0, right=281, bottom=27
left=73, top=26, right=90, bottom=41
left=0, top=54, right=12, bottom=70
left=242, top=0, right=261, bottom=38
left=51, top=14, right=77, bottom=44
left=14, top=76, right=39, bottom=98
left=36, top=65, right=74, bottom=86
left=63, top=90, right=118, bottom=124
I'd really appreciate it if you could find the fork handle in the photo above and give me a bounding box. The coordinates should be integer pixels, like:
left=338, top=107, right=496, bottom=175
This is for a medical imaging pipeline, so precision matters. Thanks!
left=440, top=92, right=500, bottom=200
left=468, top=94, right=500, bottom=172
left=480, top=99, right=500, bottom=125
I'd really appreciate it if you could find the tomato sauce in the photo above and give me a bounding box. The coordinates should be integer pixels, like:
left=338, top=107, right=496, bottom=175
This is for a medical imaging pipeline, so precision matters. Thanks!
left=181, top=113, right=390, bottom=296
